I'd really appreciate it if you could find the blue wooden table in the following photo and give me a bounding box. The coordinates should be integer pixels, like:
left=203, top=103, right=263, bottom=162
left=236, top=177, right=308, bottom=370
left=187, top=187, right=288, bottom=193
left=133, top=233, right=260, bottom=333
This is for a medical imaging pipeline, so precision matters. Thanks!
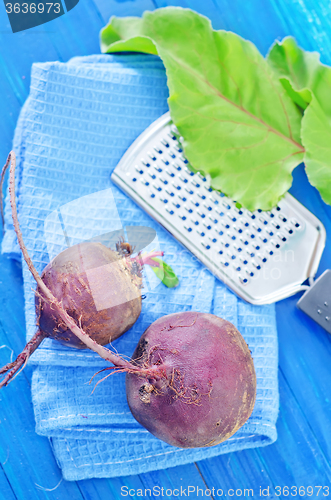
left=0, top=0, right=331, bottom=498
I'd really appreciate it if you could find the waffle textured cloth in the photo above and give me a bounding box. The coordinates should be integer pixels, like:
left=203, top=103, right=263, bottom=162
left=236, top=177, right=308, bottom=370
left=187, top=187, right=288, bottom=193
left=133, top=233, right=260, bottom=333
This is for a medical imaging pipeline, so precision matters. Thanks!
left=1, top=54, right=279, bottom=481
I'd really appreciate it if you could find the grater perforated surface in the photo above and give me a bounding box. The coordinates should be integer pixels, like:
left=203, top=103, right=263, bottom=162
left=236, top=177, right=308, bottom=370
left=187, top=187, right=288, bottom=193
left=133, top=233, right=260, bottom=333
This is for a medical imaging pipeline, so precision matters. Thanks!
left=111, top=112, right=326, bottom=304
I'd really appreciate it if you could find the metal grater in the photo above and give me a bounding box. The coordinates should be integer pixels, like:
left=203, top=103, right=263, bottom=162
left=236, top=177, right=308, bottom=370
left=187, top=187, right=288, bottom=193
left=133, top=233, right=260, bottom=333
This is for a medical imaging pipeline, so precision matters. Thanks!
left=111, top=112, right=326, bottom=305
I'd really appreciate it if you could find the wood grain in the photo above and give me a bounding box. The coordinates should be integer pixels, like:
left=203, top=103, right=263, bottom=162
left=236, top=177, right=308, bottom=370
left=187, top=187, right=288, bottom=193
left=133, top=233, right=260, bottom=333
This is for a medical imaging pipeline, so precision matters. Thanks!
left=0, top=0, right=331, bottom=498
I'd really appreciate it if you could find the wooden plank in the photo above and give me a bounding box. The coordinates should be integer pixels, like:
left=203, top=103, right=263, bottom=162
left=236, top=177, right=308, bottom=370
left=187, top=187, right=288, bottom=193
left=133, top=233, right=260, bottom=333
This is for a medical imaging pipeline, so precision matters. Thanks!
left=77, top=474, right=159, bottom=500
left=139, top=464, right=207, bottom=497
left=93, top=0, right=156, bottom=24
left=0, top=467, right=17, bottom=500
left=1, top=0, right=331, bottom=495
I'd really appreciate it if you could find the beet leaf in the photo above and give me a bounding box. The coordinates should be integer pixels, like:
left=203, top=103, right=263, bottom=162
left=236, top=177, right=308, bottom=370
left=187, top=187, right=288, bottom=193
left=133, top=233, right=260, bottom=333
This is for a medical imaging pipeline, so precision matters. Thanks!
left=100, top=7, right=304, bottom=211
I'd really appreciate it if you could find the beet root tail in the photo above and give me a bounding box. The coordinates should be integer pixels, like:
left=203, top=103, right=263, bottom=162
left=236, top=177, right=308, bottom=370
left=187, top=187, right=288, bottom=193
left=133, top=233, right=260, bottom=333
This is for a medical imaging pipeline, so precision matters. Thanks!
left=0, top=330, right=47, bottom=388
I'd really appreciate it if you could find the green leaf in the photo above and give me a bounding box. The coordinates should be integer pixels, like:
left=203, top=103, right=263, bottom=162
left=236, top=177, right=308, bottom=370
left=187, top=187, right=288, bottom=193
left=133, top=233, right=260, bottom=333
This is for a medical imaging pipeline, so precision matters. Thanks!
left=101, top=8, right=304, bottom=211
left=100, top=17, right=158, bottom=55
left=267, top=38, right=331, bottom=204
left=149, top=258, right=179, bottom=288
left=301, top=97, right=331, bottom=205
left=267, top=37, right=321, bottom=110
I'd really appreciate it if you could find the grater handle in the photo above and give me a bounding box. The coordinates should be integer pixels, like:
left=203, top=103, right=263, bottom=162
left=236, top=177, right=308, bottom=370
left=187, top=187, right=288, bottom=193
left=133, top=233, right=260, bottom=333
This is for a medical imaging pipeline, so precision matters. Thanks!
left=297, top=269, right=331, bottom=333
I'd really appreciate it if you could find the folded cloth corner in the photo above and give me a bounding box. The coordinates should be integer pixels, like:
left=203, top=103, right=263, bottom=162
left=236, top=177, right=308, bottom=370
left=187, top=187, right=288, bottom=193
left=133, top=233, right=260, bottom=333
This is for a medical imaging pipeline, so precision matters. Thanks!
left=2, top=54, right=279, bottom=480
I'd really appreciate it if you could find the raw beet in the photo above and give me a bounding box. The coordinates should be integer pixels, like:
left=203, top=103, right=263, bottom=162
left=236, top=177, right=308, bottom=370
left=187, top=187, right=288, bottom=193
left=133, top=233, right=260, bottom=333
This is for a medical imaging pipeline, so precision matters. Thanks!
left=37, top=241, right=142, bottom=348
left=0, top=151, right=147, bottom=387
left=0, top=151, right=169, bottom=388
left=126, top=311, right=256, bottom=448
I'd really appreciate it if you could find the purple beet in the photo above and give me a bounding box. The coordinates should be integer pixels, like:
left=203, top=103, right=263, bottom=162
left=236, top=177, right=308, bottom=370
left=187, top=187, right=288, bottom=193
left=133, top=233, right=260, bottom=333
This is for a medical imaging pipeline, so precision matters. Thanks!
left=126, top=312, right=256, bottom=448
left=36, top=241, right=142, bottom=349
left=0, top=152, right=162, bottom=387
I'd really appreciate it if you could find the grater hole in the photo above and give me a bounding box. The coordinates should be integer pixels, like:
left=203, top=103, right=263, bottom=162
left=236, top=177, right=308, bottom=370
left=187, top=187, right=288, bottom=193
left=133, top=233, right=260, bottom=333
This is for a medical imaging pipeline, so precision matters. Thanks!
left=291, top=219, right=301, bottom=229
left=185, top=167, right=194, bottom=175
left=168, top=133, right=177, bottom=141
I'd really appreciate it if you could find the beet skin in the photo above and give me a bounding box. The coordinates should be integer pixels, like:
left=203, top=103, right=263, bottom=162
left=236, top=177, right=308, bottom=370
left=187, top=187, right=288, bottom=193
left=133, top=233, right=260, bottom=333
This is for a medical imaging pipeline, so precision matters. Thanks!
left=37, top=242, right=142, bottom=348
left=126, top=311, right=256, bottom=448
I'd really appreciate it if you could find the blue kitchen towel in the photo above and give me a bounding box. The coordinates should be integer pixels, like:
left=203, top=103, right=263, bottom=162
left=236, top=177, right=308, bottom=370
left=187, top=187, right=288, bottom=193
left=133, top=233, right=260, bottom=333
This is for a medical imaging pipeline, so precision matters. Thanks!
left=2, top=54, right=279, bottom=480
